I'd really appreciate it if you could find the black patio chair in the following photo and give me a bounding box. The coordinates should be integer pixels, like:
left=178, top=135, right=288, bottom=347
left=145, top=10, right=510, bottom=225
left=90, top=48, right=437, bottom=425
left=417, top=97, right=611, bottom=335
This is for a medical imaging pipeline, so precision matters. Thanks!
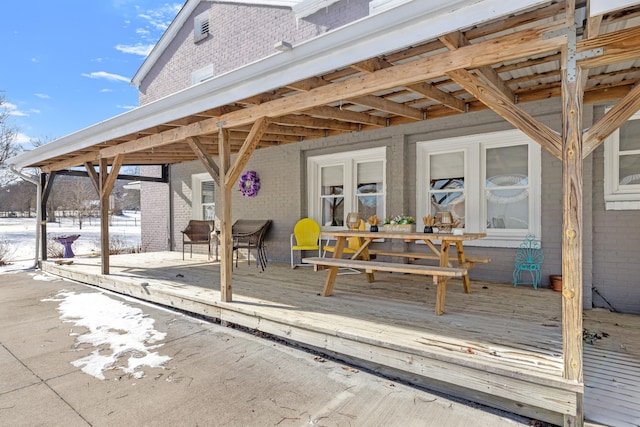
left=232, top=219, right=272, bottom=271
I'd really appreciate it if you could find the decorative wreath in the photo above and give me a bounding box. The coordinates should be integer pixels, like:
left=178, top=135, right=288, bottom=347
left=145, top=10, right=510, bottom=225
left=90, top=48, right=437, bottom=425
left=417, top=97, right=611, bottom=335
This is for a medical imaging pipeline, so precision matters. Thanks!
left=239, top=170, right=261, bottom=198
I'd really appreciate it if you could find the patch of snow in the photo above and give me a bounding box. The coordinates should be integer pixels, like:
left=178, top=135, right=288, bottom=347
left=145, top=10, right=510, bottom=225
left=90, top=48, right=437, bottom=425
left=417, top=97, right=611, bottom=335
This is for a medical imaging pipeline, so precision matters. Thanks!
left=43, top=290, right=171, bottom=380
left=0, top=211, right=140, bottom=263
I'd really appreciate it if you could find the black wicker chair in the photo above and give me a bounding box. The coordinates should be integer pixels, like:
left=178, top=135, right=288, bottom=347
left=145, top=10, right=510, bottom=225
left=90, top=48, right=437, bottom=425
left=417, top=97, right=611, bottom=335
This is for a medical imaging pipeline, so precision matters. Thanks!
left=232, top=219, right=272, bottom=271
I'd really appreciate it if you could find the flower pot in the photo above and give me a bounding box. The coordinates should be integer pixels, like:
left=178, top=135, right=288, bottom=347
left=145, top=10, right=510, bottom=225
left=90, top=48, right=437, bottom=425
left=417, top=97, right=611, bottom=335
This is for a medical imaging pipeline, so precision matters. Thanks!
left=550, top=275, right=562, bottom=292
left=370, top=225, right=379, bottom=232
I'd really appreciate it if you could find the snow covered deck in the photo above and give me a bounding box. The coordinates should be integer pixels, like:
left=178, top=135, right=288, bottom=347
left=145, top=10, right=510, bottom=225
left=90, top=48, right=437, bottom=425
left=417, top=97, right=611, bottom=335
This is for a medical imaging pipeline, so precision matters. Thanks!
left=41, top=251, right=640, bottom=426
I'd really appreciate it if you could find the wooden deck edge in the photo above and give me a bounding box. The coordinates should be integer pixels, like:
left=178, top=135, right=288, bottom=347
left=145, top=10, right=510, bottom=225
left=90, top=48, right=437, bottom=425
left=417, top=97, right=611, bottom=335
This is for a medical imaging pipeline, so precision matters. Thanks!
left=220, top=305, right=576, bottom=423
left=42, top=261, right=579, bottom=422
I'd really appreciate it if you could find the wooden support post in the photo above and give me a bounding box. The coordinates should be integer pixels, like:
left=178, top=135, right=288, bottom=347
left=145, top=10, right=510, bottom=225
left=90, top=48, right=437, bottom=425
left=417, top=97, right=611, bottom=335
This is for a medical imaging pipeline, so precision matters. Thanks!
left=98, top=155, right=124, bottom=275
left=561, top=55, right=585, bottom=426
left=218, top=126, right=233, bottom=301
left=39, top=172, right=54, bottom=261
left=99, top=158, right=110, bottom=275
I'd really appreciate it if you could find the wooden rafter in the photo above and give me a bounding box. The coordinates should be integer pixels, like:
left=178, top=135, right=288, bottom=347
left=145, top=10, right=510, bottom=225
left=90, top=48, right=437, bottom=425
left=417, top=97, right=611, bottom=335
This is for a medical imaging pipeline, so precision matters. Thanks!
left=352, top=57, right=466, bottom=113
left=186, top=136, right=220, bottom=186
left=225, top=117, right=271, bottom=189
left=439, top=31, right=516, bottom=102
left=446, top=68, right=562, bottom=158
left=215, top=23, right=566, bottom=129
left=349, top=95, right=423, bottom=120
left=583, top=82, right=640, bottom=158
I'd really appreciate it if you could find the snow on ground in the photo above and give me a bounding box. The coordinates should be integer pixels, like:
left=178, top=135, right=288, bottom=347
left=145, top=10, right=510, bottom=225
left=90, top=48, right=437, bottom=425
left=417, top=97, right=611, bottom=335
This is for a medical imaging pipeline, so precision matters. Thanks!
left=0, top=211, right=141, bottom=263
left=1, top=210, right=169, bottom=380
left=42, top=290, right=171, bottom=380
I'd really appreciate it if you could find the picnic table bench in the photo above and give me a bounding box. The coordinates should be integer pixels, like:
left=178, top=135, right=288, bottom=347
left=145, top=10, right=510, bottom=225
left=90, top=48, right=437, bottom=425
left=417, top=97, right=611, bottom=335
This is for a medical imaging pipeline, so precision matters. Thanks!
left=312, top=230, right=488, bottom=315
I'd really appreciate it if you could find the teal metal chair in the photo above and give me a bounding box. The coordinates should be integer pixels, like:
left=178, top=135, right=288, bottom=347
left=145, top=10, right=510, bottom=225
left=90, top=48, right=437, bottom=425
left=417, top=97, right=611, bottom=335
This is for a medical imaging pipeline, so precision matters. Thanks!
left=513, top=234, right=543, bottom=289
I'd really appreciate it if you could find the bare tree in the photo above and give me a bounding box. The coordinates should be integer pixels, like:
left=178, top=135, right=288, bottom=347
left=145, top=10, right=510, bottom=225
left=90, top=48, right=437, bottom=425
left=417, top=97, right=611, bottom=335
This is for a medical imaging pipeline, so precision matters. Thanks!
left=0, top=93, right=20, bottom=167
left=57, top=176, right=98, bottom=229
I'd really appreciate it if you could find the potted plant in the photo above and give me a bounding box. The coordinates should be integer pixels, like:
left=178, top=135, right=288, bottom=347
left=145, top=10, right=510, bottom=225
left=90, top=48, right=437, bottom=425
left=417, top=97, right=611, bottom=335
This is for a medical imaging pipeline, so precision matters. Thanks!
left=383, top=214, right=415, bottom=232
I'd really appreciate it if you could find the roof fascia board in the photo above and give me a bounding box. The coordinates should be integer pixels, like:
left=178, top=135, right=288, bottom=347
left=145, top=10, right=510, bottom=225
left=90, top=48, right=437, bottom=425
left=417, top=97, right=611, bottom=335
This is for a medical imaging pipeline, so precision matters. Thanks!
left=9, top=0, right=548, bottom=170
left=292, top=0, right=341, bottom=18
left=590, top=0, right=640, bottom=16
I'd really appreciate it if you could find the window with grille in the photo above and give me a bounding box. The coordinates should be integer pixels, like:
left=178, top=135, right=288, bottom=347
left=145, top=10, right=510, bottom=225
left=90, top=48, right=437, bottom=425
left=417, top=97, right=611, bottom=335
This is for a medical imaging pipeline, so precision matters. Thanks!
left=308, top=147, right=386, bottom=228
left=417, top=130, right=541, bottom=247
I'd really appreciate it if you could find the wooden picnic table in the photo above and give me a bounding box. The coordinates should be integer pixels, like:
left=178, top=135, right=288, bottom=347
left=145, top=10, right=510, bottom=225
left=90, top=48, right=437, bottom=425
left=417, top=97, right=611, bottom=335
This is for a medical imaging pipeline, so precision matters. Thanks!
left=304, top=230, right=488, bottom=315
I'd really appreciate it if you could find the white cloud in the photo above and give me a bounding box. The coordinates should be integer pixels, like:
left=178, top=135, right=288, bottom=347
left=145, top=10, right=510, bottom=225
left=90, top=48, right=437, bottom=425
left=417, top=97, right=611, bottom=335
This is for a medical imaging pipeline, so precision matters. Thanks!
left=117, top=105, right=137, bottom=110
left=35, top=93, right=50, bottom=99
left=138, top=3, right=182, bottom=32
left=15, top=133, right=32, bottom=144
left=100, top=88, right=113, bottom=93
left=4, top=102, right=28, bottom=117
left=81, top=71, right=130, bottom=83
left=115, top=43, right=154, bottom=56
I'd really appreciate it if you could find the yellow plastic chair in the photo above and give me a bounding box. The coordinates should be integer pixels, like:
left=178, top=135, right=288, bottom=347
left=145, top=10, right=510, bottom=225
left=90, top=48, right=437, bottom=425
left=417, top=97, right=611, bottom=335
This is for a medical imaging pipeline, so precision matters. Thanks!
left=323, top=219, right=366, bottom=274
left=290, top=218, right=322, bottom=268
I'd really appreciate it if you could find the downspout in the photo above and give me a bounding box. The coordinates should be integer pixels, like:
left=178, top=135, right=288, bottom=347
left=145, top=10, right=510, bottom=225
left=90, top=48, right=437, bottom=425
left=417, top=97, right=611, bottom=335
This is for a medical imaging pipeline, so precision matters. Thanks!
left=7, top=165, right=42, bottom=269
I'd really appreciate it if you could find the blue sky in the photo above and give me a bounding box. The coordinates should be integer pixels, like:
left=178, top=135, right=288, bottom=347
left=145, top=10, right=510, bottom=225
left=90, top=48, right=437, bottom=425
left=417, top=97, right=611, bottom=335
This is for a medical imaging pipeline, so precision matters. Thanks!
left=1, top=1, right=183, bottom=148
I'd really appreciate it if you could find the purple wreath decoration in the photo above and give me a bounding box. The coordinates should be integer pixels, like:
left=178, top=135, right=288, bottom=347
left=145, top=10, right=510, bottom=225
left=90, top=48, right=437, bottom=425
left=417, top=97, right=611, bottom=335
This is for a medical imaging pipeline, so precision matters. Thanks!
left=239, top=170, right=261, bottom=198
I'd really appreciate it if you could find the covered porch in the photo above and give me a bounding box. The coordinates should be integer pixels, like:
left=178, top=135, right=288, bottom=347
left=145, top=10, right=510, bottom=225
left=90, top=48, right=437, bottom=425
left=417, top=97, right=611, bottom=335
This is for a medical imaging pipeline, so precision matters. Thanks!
left=42, top=252, right=640, bottom=426
left=7, top=1, right=640, bottom=425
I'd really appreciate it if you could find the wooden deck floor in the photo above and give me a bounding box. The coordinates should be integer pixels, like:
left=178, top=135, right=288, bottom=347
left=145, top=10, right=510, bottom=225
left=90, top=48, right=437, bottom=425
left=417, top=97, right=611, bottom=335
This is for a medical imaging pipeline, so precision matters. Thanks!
left=41, top=251, right=640, bottom=426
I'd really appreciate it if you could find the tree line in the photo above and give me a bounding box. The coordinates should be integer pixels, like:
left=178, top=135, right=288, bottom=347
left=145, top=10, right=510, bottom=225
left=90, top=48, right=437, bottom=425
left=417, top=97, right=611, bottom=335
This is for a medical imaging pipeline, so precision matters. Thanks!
left=0, top=93, right=140, bottom=222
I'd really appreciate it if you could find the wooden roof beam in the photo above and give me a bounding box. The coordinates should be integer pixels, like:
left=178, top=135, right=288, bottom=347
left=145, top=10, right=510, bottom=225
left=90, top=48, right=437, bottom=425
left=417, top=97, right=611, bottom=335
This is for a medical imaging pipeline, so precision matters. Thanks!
left=187, top=136, right=220, bottom=186
left=225, top=117, right=270, bottom=190
left=99, top=116, right=220, bottom=159
left=349, top=95, right=423, bottom=120
left=578, top=25, right=640, bottom=69
left=447, top=68, right=562, bottom=158
left=234, top=123, right=327, bottom=137
left=352, top=57, right=466, bottom=113
left=583, top=82, right=640, bottom=158
left=42, top=152, right=101, bottom=173
left=305, top=106, right=387, bottom=127
left=273, top=114, right=360, bottom=132
left=216, top=22, right=567, bottom=129
left=440, top=31, right=516, bottom=102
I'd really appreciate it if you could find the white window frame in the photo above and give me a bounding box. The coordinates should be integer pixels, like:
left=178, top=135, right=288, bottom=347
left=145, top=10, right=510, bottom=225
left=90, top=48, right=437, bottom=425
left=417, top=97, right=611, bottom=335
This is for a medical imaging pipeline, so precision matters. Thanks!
left=416, top=130, right=541, bottom=247
left=194, top=11, right=210, bottom=43
left=307, top=147, right=386, bottom=230
left=604, top=109, right=640, bottom=210
left=192, top=173, right=215, bottom=221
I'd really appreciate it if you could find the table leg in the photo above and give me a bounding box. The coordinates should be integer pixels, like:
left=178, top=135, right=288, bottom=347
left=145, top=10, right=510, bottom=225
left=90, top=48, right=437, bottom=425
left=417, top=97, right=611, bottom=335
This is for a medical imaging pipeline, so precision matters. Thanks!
left=321, top=236, right=346, bottom=296
left=435, top=240, right=451, bottom=315
left=356, top=237, right=375, bottom=283
left=455, top=241, right=472, bottom=294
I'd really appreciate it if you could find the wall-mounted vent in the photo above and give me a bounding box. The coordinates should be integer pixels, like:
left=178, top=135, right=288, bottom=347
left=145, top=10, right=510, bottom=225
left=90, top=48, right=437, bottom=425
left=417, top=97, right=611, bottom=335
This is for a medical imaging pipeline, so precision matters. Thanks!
left=194, top=11, right=209, bottom=43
